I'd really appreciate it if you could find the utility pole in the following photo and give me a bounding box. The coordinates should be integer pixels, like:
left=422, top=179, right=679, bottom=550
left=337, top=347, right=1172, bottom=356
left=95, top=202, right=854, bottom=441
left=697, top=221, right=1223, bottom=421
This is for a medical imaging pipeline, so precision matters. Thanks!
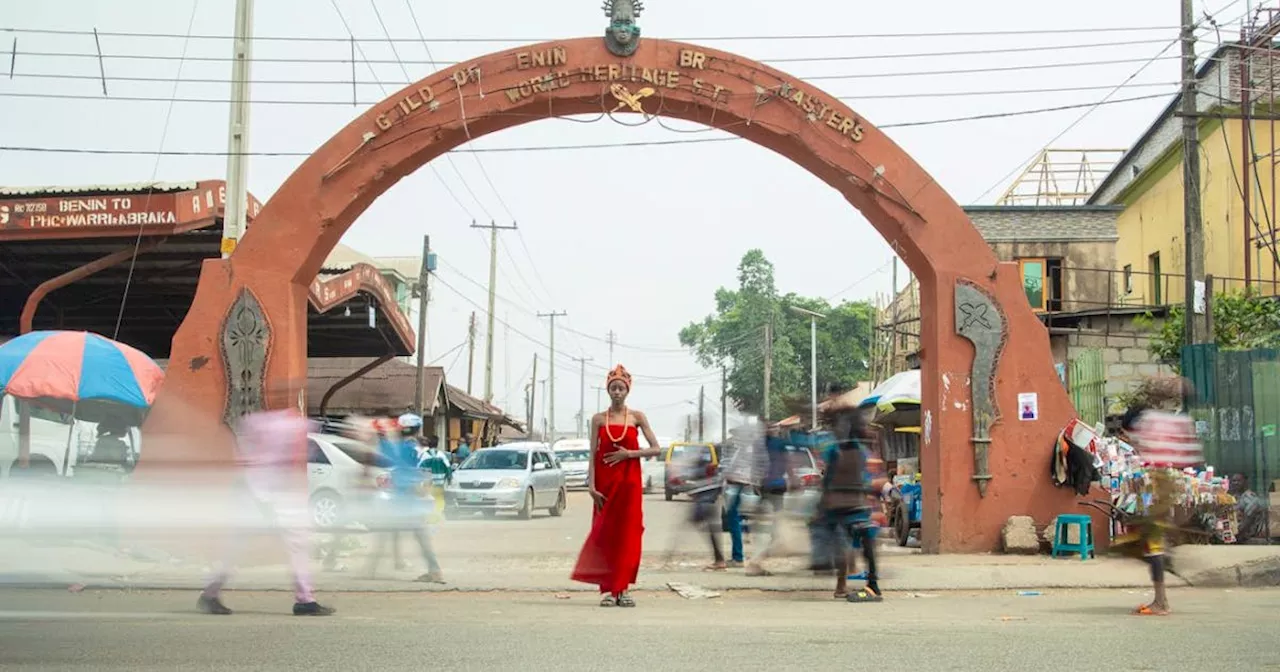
left=720, top=365, right=728, bottom=442
left=790, top=306, right=827, bottom=430
left=573, top=355, right=593, bottom=438
left=539, top=378, right=548, bottom=440
left=538, top=311, right=568, bottom=441
left=606, top=330, right=617, bottom=366
left=413, top=235, right=432, bottom=419
left=528, top=355, right=538, bottom=437
left=465, top=311, right=477, bottom=395
left=697, top=385, right=705, bottom=442
left=890, top=257, right=900, bottom=374
left=220, top=0, right=253, bottom=258
left=762, top=322, right=773, bottom=421
left=471, top=220, right=518, bottom=402
left=593, top=385, right=605, bottom=413
left=1181, top=0, right=1208, bottom=344
left=503, top=313, right=510, bottom=410
left=524, top=382, right=533, bottom=437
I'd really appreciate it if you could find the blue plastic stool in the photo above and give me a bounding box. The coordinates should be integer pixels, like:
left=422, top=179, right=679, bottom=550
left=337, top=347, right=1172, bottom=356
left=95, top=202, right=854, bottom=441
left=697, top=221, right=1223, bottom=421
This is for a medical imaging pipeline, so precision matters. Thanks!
left=1051, top=514, right=1095, bottom=561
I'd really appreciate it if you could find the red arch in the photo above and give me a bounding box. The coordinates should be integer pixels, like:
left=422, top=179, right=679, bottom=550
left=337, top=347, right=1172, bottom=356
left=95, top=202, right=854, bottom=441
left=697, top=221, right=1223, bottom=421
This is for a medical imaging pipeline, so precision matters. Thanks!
left=143, top=37, right=1096, bottom=552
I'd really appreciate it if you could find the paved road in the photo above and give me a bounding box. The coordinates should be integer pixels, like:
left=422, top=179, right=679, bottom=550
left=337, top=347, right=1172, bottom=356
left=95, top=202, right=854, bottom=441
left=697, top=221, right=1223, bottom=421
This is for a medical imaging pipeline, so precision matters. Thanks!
left=0, top=587, right=1276, bottom=670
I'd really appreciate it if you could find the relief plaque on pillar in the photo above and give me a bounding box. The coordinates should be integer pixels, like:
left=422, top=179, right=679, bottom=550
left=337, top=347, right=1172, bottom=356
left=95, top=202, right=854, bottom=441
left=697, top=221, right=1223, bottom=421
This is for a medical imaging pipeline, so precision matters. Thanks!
left=954, top=280, right=1008, bottom=497
left=221, top=288, right=271, bottom=428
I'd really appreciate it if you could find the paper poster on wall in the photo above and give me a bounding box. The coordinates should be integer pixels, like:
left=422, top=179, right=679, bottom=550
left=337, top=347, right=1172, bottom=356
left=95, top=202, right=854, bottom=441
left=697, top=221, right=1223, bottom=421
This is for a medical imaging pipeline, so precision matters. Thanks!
left=1018, top=393, right=1039, bottom=421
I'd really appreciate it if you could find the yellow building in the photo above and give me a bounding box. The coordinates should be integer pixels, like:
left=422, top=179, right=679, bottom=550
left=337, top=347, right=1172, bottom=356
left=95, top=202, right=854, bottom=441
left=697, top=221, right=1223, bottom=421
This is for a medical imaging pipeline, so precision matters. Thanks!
left=1091, top=42, right=1280, bottom=303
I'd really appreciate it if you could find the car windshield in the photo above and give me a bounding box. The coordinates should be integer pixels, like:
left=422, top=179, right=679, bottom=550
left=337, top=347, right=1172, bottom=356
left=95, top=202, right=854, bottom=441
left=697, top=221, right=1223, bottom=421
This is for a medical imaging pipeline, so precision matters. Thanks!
left=557, top=450, right=590, bottom=462
left=461, top=450, right=528, bottom=470
left=328, top=438, right=395, bottom=468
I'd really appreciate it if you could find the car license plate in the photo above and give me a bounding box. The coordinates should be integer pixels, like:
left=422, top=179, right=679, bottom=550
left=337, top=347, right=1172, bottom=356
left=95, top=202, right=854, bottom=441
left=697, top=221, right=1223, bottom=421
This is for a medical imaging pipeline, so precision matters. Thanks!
left=460, top=494, right=481, bottom=503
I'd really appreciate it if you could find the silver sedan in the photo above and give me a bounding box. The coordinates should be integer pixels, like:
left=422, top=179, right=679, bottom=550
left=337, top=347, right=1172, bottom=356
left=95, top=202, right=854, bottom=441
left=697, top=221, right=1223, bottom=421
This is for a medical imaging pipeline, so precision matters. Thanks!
left=444, top=443, right=567, bottom=520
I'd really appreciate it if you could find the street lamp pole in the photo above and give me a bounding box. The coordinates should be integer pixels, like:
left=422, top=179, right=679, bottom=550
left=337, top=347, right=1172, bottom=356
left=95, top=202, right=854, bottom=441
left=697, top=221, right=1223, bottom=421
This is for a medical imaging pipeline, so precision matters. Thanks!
left=789, top=306, right=827, bottom=430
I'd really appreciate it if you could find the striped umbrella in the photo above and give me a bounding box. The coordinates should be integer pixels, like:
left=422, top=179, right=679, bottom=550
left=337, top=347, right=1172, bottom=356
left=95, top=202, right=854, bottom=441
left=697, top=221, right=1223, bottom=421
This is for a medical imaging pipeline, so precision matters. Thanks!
left=0, top=330, right=164, bottom=424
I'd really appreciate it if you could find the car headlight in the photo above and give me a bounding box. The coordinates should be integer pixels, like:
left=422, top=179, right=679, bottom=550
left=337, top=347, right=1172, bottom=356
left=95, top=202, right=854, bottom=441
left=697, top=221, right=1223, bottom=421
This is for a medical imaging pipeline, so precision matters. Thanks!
left=497, top=478, right=522, bottom=489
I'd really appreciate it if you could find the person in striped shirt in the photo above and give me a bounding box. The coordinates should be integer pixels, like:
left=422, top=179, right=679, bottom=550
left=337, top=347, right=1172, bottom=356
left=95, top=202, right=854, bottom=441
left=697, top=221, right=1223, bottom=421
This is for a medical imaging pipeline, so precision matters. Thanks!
left=1119, top=376, right=1203, bottom=617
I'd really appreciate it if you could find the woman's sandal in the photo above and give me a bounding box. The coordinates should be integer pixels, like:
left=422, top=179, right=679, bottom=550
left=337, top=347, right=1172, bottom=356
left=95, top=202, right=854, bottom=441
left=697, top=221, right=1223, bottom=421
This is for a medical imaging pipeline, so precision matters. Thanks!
left=599, top=594, right=618, bottom=607
left=846, top=588, right=884, bottom=603
left=617, top=592, right=636, bottom=608
left=1132, top=604, right=1169, bottom=616
left=833, top=591, right=849, bottom=600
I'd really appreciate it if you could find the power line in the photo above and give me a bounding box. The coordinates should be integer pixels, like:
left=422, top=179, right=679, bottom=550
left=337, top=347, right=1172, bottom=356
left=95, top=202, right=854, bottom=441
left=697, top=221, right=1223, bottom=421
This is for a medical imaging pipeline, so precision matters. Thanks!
left=0, top=24, right=1192, bottom=44
left=5, top=36, right=1188, bottom=67
left=5, top=49, right=1229, bottom=79
left=113, top=0, right=201, bottom=342
left=401, top=0, right=517, bottom=227
left=972, top=0, right=1248, bottom=203
left=362, top=0, right=497, bottom=221
left=432, top=273, right=728, bottom=383
left=436, top=255, right=730, bottom=354
left=328, top=0, right=476, bottom=220
left=0, top=92, right=1178, bottom=159
left=0, top=78, right=1182, bottom=103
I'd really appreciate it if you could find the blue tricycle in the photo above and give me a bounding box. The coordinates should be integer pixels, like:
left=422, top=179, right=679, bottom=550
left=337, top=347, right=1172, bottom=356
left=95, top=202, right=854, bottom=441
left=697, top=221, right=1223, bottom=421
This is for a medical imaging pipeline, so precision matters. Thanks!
left=889, top=482, right=922, bottom=546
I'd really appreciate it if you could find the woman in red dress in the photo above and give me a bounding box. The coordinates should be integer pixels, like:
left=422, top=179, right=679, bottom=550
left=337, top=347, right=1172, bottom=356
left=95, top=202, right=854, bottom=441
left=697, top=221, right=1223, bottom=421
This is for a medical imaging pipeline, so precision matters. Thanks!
left=571, top=365, right=663, bottom=607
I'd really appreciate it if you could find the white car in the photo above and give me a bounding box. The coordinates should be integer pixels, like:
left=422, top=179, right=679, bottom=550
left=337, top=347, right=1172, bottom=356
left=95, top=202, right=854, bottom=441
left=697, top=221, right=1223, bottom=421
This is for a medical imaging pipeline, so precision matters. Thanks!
left=0, top=395, right=139, bottom=479
left=306, top=433, right=393, bottom=529
left=445, top=442, right=566, bottom=519
left=552, top=438, right=590, bottom=489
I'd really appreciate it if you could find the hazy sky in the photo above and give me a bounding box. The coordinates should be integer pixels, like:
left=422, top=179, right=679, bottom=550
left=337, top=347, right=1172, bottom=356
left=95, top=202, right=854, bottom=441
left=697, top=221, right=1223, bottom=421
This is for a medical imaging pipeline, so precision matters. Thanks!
left=0, top=0, right=1251, bottom=437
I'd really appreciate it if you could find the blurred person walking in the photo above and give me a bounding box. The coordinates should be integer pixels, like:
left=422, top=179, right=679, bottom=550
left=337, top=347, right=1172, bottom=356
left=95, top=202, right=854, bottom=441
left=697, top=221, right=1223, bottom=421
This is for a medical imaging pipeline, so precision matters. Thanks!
left=571, top=365, right=663, bottom=607
left=1117, top=376, right=1203, bottom=616
left=818, top=406, right=887, bottom=603
left=197, top=381, right=334, bottom=617
left=745, top=425, right=797, bottom=577
left=718, top=426, right=766, bottom=568
left=368, top=413, right=445, bottom=584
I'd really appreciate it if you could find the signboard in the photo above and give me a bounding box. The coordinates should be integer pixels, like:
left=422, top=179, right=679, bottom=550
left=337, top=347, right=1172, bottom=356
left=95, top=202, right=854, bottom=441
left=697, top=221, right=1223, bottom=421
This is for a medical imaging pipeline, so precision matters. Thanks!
left=0, top=180, right=263, bottom=240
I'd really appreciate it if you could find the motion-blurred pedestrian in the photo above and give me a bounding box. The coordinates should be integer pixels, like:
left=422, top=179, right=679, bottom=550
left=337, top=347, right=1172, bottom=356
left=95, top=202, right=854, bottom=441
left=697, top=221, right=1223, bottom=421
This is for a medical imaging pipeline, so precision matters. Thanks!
left=368, top=413, right=445, bottom=583
left=197, top=381, right=334, bottom=616
left=818, top=407, right=886, bottom=603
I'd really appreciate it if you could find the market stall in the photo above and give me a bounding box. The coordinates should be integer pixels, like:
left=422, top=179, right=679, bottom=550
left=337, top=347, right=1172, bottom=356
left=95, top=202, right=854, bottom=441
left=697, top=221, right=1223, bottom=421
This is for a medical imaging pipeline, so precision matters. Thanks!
left=1053, top=419, right=1240, bottom=546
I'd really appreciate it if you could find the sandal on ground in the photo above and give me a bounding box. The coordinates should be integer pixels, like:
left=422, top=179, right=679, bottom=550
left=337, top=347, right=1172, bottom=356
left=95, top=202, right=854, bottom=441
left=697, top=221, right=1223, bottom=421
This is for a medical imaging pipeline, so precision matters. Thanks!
left=847, top=588, right=884, bottom=603
left=703, top=562, right=727, bottom=572
left=414, top=572, right=446, bottom=584
left=600, top=594, right=618, bottom=607
left=1132, top=604, right=1169, bottom=616
left=726, top=560, right=744, bottom=568
left=833, top=591, right=849, bottom=600
left=617, top=592, right=636, bottom=607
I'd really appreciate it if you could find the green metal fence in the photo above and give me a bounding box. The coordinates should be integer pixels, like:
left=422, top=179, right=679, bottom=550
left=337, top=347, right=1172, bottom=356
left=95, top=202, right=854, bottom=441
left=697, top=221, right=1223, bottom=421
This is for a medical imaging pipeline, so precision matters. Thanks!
left=1068, top=348, right=1105, bottom=428
left=1181, top=344, right=1279, bottom=492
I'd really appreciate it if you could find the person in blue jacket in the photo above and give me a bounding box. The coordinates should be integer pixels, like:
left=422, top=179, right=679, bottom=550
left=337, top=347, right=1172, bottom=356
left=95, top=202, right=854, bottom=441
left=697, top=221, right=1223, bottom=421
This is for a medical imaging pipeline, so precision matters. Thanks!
left=368, top=413, right=445, bottom=583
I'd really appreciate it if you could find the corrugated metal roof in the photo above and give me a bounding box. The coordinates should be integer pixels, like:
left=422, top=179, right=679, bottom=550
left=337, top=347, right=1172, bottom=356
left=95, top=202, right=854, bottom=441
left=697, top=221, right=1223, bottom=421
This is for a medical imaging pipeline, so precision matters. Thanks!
left=0, top=181, right=200, bottom=198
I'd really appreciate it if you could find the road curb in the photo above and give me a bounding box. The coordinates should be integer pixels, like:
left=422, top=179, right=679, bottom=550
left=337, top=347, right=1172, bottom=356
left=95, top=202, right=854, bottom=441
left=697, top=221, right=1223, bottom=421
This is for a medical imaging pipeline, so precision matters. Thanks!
left=1180, top=556, right=1280, bottom=588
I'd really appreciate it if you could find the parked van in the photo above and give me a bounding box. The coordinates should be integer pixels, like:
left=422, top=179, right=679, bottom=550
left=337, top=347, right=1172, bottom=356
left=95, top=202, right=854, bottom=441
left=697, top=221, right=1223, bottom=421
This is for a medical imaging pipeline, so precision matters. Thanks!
left=0, top=395, right=139, bottom=478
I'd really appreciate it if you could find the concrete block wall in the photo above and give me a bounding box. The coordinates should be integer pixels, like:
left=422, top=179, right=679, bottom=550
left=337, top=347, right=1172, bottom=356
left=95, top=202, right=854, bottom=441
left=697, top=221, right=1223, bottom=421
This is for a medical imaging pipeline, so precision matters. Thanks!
left=1056, top=328, right=1175, bottom=408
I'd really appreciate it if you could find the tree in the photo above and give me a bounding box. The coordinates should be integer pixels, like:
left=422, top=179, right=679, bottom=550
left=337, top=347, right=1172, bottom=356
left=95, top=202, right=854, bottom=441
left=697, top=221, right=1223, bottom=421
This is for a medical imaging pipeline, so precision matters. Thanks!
left=1144, top=289, right=1280, bottom=367
left=679, top=249, right=873, bottom=420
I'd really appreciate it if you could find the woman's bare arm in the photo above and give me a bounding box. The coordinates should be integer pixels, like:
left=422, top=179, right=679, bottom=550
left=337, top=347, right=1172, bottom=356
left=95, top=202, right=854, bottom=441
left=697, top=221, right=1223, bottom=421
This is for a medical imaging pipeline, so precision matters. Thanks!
left=588, top=413, right=602, bottom=491
left=633, top=411, right=663, bottom=459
